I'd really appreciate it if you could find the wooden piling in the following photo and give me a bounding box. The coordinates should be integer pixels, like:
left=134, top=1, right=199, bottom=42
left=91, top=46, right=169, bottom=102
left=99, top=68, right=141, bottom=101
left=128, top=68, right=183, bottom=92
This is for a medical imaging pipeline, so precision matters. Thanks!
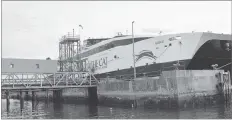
left=32, top=91, right=36, bottom=101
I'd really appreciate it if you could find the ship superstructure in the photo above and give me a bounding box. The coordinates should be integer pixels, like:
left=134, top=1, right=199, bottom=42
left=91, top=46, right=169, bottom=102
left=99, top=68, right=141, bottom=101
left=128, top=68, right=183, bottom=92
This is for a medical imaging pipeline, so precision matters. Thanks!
left=68, top=32, right=231, bottom=79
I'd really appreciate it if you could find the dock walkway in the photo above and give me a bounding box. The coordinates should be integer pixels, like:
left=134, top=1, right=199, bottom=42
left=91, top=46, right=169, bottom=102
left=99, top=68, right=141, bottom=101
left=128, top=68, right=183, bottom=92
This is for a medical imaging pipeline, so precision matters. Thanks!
left=1, top=72, right=98, bottom=91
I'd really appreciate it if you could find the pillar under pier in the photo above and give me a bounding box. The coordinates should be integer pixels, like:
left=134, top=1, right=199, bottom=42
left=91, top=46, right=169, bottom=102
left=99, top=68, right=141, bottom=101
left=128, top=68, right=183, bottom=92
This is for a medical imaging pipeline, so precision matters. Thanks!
left=32, top=91, right=36, bottom=101
left=19, top=91, right=24, bottom=111
left=6, top=91, right=10, bottom=105
left=25, top=91, right=29, bottom=100
left=88, top=87, right=98, bottom=106
left=53, top=89, right=63, bottom=102
left=5, top=91, right=10, bottom=113
left=46, top=90, right=49, bottom=102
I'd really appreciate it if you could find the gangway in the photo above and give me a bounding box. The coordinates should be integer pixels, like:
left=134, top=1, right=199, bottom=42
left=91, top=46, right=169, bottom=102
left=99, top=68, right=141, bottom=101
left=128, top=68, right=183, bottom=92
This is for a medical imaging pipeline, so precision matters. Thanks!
left=1, top=71, right=98, bottom=91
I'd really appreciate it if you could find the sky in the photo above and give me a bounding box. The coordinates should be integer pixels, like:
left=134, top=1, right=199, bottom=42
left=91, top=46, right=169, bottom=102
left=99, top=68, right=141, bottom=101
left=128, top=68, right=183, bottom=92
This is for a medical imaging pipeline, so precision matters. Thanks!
left=2, top=1, right=231, bottom=60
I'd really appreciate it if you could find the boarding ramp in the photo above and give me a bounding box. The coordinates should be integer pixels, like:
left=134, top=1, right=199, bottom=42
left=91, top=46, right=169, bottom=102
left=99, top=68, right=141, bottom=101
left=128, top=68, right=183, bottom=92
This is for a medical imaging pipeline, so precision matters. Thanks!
left=1, top=72, right=98, bottom=91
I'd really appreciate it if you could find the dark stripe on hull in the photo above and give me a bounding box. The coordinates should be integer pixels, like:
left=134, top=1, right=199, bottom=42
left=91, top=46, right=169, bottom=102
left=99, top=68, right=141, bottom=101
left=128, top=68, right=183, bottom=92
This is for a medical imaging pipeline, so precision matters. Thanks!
left=95, top=56, right=231, bottom=79
left=95, top=60, right=191, bottom=79
left=187, top=40, right=231, bottom=71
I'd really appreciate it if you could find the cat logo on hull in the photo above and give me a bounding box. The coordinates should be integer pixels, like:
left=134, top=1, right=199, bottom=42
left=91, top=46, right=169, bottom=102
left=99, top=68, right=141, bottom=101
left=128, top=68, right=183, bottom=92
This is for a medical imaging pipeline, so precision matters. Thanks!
left=135, top=50, right=157, bottom=63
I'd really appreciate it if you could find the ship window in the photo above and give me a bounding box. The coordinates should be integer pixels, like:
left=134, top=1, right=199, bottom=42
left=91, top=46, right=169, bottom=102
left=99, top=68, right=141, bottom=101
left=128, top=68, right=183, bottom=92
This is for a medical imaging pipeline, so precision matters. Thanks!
left=164, top=45, right=167, bottom=47
left=169, top=36, right=182, bottom=41
left=95, top=48, right=97, bottom=54
left=92, top=49, right=95, bottom=54
left=111, top=44, right=115, bottom=48
left=176, top=36, right=181, bottom=40
left=36, top=64, right=39, bottom=69
left=169, top=43, right=172, bottom=46
left=79, top=37, right=152, bottom=58
left=108, top=44, right=111, bottom=49
left=10, top=63, right=14, bottom=68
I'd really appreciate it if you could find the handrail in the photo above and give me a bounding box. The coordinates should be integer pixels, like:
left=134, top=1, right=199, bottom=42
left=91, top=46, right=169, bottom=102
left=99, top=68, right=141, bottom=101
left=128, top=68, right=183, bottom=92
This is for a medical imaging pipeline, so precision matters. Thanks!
left=216, top=62, right=232, bottom=70
left=60, top=35, right=80, bottom=41
left=62, top=34, right=80, bottom=38
left=1, top=71, right=98, bottom=90
left=95, top=64, right=187, bottom=81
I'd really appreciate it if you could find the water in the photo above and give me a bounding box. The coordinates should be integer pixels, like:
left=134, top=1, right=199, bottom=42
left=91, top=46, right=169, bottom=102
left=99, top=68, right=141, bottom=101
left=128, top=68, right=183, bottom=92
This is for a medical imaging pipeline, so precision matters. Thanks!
left=1, top=99, right=232, bottom=119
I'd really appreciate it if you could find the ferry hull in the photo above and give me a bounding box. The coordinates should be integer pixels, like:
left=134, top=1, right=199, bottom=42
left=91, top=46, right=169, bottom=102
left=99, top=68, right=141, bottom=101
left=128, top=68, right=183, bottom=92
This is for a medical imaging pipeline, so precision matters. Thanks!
left=95, top=39, right=232, bottom=79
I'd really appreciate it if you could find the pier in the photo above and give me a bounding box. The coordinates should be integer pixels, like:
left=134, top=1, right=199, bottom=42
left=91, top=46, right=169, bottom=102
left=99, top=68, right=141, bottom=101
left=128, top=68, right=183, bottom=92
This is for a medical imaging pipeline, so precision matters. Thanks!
left=1, top=72, right=97, bottom=90
left=1, top=71, right=99, bottom=108
left=2, top=69, right=232, bottom=109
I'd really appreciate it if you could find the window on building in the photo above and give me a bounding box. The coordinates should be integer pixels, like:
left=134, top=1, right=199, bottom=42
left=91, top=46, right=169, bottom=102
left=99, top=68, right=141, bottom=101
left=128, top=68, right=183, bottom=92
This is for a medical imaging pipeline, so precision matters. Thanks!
left=36, top=64, right=40, bottom=69
left=10, top=64, right=14, bottom=68
left=114, top=55, right=118, bottom=59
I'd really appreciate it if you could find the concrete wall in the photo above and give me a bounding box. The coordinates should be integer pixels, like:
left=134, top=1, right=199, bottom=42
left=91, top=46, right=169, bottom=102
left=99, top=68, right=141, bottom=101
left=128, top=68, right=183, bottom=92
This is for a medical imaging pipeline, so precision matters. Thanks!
left=175, top=70, right=222, bottom=95
left=98, top=80, right=130, bottom=92
left=161, top=70, right=227, bottom=108
left=98, top=75, right=177, bottom=97
left=2, top=58, right=58, bottom=73
left=62, top=88, right=88, bottom=97
left=97, top=70, right=228, bottom=108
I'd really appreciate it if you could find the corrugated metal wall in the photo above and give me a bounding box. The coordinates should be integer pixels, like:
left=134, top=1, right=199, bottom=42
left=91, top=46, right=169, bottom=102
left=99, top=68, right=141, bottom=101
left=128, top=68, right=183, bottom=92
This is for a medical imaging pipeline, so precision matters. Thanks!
left=2, top=58, right=58, bottom=73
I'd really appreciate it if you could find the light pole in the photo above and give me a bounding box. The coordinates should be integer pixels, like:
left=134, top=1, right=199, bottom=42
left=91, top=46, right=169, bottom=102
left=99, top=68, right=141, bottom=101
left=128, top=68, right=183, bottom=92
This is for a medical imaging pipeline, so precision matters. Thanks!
left=79, top=25, right=83, bottom=51
left=78, top=25, right=83, bottom=71
left=132, top=21, right=136, bottom=79
left=177, top=41, right=182, bottom=69
left=132, top=21, right=137, bottom=108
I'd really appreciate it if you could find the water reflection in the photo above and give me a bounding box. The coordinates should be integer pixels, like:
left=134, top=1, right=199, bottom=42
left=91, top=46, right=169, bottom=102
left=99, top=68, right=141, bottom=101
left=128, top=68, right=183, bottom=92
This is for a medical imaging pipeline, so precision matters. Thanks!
left=1, top=98, right=232, bottom=119
left=53, top=101, right=64, bottom=119
left=6, top=99, right=10, bottom=118
left=20, top=98, right=24, bottom=116
left=6, top=99, right=10, bottom=113
left=218, top=105, right=225, bottom=119
left=88, top=105, right=98, bottom=118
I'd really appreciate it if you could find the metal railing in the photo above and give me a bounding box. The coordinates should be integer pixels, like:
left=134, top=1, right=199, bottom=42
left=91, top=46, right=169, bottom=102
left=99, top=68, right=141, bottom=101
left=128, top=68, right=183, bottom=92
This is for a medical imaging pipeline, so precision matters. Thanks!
left=61, top=34, right=80, bottom=39
left=96, top=70, right=162, bottom=81
left=96, top=64, right=186, bottom=81
left=1, top=72, right=98, bottom=90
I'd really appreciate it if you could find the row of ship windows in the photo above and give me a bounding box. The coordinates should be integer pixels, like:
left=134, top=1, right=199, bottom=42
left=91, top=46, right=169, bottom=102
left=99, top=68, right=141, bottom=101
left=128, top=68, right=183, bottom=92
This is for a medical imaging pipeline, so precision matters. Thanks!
left=80, top=37, right=181, bottom=58
left=9, top=64, right=40, bottom=69
left=156, top=41, right=182, bottom=49
left=80, top=37, right=151, bottom=58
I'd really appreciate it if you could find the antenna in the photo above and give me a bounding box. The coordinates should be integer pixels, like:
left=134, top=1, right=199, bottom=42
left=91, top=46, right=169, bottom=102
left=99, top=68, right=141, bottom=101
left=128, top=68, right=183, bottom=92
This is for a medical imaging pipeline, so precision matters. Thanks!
left=73, top=29, right=75, bottom=38
left=159, top=31, right=162, bottom=35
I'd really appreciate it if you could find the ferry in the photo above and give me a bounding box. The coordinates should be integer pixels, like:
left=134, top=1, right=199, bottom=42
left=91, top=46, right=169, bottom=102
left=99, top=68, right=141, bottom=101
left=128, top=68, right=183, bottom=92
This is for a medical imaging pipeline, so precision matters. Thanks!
left=76, top=32, right=231, bottom=79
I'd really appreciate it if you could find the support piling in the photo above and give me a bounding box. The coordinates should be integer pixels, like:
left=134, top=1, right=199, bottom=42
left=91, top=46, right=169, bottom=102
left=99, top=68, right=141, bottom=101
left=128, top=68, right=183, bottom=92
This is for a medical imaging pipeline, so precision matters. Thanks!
left=32, top=91, right=36, bottom=101
left=19, top=91, right=24, bottom=112
left=6, top=91, right=10, bottom=113
left=53, top=89, right=63, bottom=102
left=25, top=91, right=29, bottom=100
left=88, top=87, right=98, bottom=106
